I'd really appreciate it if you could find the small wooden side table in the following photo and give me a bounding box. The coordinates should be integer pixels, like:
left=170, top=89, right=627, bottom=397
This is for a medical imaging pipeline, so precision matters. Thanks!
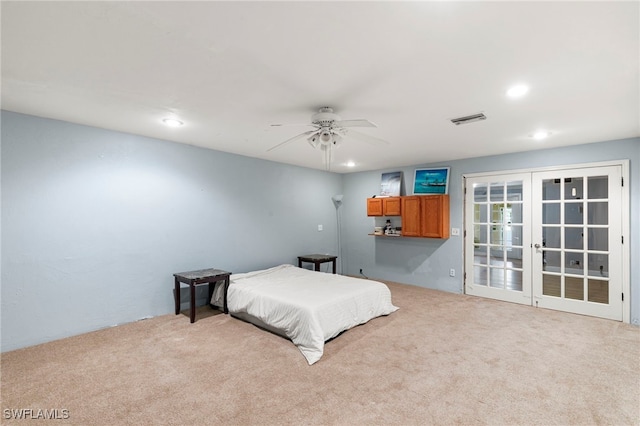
left=297, top=254, right=338, bottom=274
left=174, top=268, right=231, bottom=323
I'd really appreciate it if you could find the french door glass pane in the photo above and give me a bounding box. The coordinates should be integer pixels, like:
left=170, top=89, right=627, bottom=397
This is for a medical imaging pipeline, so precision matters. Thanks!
left=565, top=228, right=583, bottom=250
left=544, top=250, right=561, bottom=271
left=507, top=181, right=523, bottom=201
left=474, top=224, right=488, bottom=244
left=477, top=204, right=488, bottom=222
left=474, top=245, right=488, bottom=264
left=588, top=228, right=608, bottom=251
left=565, top=252, right=584, bottom=274
left=474, top=183, right=488, bottom=202
left=588, top=279, right=609, bottom=304
left=565, top=277, right=584, bottom=300
left=543, top=203, right=560, bottom=224
left=544, top=227, right=561, bottom=249
left=491, top=203, right=503, bottom=220
left=510, top=224, right=523, bottom=247
left=490, top=226, right=504, bottom=244
left=587, top=176, right=608, bottom=199
left=490, top=182, right=504, bottom=201
left=564, top=177, right=583, bottom=200
left=489, top=268, right=504, bottom=288
left=565, top=202, right=584, bottom=224
left=490, top=253, right=505, bottom=267
left=506, top=270, right=523, bottom=291
left=543, top=274, right=561, bottom=297
left=510, top=203, right=523, bottom=223
left=507, top=247, right=523, bottom=263
left=490, top=247, right=503, bottom=265
left=588, top=202, right=608, bottom=225
left=588, top=253, right=609, bottom=277
left=474, top=266, right=488, bottom=286
left=543, top=179, right=560, bottom=200
left=473, top=203, right=488, bottom=223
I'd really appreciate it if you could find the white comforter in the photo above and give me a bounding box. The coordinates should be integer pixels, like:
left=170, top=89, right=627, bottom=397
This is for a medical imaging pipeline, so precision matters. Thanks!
left=214, top=264, right=398, bottom=365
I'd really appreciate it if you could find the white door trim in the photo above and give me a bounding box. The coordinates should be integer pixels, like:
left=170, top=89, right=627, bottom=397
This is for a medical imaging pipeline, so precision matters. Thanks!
left=463, top=159, right=630, bottom=323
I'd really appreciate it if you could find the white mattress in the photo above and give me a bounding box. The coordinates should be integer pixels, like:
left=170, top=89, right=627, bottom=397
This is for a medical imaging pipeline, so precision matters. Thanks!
left=212, top=264, right=398, bottom=365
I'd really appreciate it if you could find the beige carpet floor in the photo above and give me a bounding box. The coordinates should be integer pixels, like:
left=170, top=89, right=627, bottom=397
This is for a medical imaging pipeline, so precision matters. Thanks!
left=1, top=281, right=639, bottom=425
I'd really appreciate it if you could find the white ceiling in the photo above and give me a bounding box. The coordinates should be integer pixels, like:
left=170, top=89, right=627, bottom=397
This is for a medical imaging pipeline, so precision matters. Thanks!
left=2, top=1, right=638, bottom=173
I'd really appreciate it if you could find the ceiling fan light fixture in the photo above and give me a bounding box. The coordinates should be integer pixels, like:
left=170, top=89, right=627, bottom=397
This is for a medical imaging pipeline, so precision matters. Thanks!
left=320, top=130, right=332, bottom=143
left=307, top=134, right=320, bottom=148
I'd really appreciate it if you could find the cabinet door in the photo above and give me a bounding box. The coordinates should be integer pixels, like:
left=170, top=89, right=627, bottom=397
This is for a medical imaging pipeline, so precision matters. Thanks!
left=401, top=196, right=422, bottom=236
left=383, top=197, right=401, bottom=215
left=367, top=198, right=383, bottom=216
left=421, top=195, right=450, bottom=238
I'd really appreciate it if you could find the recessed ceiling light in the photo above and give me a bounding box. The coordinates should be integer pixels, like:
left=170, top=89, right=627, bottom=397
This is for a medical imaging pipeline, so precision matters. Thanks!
left=532, top=130, right=550, bottom=140
left=346, top=161, right=355, bottom=167
left=506, top=85, right=529, bottom=98
left=162, top=118, right=184, bottom=127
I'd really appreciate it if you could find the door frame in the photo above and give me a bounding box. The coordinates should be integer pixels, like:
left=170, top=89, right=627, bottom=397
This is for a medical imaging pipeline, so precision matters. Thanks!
left=462, top=160, right=630, bottom=323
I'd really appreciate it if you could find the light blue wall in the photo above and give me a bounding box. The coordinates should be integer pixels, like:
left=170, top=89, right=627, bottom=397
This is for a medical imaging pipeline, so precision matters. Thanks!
left=2, top=110, right=638, bottom=353
left=1, top=111, right=343, bottom=352
left=341, top=138, right=639, bottom=325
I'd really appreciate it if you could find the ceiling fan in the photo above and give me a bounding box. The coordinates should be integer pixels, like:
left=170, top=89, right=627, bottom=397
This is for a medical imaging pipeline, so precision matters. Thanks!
left=268, top=107, right=389, bottom=170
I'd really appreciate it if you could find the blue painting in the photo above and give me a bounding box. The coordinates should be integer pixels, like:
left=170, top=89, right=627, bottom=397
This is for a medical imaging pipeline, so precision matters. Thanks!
left=413, top=168, right=450, bottom=195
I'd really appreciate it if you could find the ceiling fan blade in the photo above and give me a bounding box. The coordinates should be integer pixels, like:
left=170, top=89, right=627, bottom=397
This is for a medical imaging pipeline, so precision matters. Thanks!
left=270, top=123, right=315, bottom=127
left=343, top=128, right=390, bottom=146
left=334, top=119, right=377, bottom=128
left=267, top=130, right=317, bottom=152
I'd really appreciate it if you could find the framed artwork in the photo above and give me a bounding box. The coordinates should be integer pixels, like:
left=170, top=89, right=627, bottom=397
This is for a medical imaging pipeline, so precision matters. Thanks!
left=380, top=171, right=402, bottom=196
left=413, top=167, right=450, bottom=195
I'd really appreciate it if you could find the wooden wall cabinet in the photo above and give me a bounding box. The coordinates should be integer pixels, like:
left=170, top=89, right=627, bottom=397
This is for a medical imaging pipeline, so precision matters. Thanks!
left=367, top=197, right=401, bottom=216
left=400, top=196, right=422, bottom=236
left=367, top=198, right=383, bottom=216
left=399, top=195, right=451, bottom=239
left=418, top=195, right=450, bottom=238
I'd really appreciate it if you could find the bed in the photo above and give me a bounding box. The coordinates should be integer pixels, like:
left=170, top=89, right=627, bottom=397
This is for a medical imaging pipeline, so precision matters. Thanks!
left=211, top=264, right=398, bottom=365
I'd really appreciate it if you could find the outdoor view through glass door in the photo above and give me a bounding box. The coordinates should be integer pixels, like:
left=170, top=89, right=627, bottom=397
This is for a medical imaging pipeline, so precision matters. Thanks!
left=464, top=164, right=624, bottom=321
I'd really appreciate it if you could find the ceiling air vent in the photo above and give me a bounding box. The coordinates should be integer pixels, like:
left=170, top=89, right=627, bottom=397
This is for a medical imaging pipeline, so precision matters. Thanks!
left=450, top=112, right=487, bottom=126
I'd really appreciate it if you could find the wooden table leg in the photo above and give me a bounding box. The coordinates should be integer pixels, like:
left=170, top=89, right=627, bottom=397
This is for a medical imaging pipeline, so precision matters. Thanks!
left=174, top=277, right=180, bottom=315
left=190, top=283, right=196, bottom=323
left=314, top=262, right=320, bottom=272
left=223, top=277, right=229, bottom=314
left=208, top=281, right=215, bottom=307
left=332, top=259, right=336, bottom=274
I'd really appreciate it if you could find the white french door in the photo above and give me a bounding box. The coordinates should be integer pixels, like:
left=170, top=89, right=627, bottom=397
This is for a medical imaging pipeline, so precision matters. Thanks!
left=465, top=173, right=532, bottom=306
left=464, top=164, right=625, bottom=321
left=531, top=166, right=623, bottom=320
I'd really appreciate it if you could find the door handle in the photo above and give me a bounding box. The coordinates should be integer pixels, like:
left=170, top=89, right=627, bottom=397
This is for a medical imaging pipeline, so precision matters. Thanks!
left=534, top=243, right=541, bottom=249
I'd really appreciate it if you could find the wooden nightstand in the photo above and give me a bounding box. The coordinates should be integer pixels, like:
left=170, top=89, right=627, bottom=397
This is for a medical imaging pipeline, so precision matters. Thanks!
left=297, top=254, right=338, bottom=274
left=174, top=268, right=231, bottom=323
